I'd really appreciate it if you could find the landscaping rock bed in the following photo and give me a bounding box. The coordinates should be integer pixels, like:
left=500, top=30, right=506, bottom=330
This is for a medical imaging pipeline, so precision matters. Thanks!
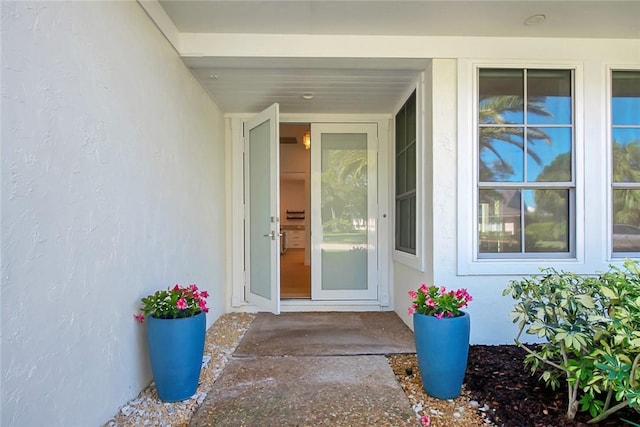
left=391, top=345, right=639, bottom=427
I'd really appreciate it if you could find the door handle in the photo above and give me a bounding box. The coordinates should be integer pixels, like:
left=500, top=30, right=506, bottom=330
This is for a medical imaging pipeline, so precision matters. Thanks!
left=263, top=232, right=284, bottom=240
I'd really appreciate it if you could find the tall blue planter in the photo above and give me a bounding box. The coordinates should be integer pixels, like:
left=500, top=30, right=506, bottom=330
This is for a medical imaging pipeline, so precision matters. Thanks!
left=146, top=311, right=206, bottom=402
left=413, top=311, right=470, bottom=399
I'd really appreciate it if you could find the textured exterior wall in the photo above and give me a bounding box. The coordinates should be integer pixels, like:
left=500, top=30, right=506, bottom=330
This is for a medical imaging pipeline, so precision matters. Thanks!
left=1, top=1, right=226, bottom=425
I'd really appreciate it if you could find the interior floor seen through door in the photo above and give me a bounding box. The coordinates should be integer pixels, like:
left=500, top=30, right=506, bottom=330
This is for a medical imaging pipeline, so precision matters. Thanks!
left=280, top=249, right=311, bottom=298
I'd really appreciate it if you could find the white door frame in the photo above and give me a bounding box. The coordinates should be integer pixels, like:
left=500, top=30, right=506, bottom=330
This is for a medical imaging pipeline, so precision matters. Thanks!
left=227, top=114, right=392, bottom=312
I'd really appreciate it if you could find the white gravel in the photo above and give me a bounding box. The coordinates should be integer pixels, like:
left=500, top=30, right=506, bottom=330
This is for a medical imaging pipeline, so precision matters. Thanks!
left=104, top=313, right=255, bottom=427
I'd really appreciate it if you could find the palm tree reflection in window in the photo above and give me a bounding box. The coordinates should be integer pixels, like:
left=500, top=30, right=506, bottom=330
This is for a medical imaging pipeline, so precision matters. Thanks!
left=478, top=69, right=572, bottom=254
left=320, top=135, right=369, bottom=290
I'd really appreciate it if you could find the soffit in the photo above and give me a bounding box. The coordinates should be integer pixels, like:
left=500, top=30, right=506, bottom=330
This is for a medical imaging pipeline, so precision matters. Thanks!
left=186, top=57, right=427, bottom=114
left=160, top=1, right=640, bottom=39
left=156, top=1, right=639, bottom=114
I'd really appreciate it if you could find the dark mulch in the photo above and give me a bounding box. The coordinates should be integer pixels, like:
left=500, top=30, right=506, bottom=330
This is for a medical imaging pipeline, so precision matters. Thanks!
left=465, top=345, right=640, bottom=427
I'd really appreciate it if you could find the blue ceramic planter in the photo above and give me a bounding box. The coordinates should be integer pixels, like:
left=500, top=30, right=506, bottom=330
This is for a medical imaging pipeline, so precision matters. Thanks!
left=413, top=311, right=470, bottom=399
left=146, top=311, right=206, bottom=402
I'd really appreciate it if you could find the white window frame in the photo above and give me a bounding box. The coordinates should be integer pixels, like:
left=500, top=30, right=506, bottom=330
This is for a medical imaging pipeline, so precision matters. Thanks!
left=457, top=60, right=585, bottom=276
left=607, top=65, right=640, bottom=260
left=393, top=76, right=425, bottom=271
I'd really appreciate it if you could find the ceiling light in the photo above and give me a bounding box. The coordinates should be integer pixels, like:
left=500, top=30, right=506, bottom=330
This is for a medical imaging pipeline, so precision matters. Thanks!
left=524, top=14, right=546, bottom=26
left=303, top=130, right=311, bottom=150
left=301, top=92, right=314, bottom=100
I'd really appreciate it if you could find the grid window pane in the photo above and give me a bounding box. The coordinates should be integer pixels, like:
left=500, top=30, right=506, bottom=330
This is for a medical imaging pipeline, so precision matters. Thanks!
left=407, top=92, right=417, bottom=141
left=396, top=150, right=406, bottom=194
left=612, top=130, right=640, bottom=183
left=396, top=105, right=407, bottom=152
left=527, top=70, right=572, bottom=125
left=396, top=197, right=414, bottom=252
left=479, top=69, right=524, bottom=124
left=527, top=127, right=572, bottom=182
left=612, top=71, right=640, bottom=126
left=479, top=129, right=525, bottom=182
left=406, top=143, right=416, bottom=192
left=524, top=189, right=570, bottom=253
left=478, top=189, right=522, bottom=253
left=613, top=190, right=640, bottom=252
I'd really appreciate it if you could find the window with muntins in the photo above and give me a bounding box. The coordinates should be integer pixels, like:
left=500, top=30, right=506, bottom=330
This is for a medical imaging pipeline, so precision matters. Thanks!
left=477, top=68, right=575, bottom=258
left=395, top=90, right=417, bottom=254
left=611, top=70, right=640, bottom=255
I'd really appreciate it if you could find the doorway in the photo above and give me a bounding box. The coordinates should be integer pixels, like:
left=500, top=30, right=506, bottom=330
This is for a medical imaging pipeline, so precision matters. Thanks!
left=239, top=108, right=386, bottom=313
left=279, top=123, right=312, bottom=298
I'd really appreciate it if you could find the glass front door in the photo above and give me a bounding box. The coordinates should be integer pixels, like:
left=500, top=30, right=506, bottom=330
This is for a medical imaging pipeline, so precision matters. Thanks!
left=245, top=104, right=280, bottom=313
left=310, top=123, right=378, bottom=300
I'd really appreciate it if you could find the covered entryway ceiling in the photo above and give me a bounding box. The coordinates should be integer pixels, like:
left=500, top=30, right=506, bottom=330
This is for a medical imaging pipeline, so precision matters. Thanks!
left=147, top=0, right=639, bottom=114
left=184, top=57, right=428, bottom=114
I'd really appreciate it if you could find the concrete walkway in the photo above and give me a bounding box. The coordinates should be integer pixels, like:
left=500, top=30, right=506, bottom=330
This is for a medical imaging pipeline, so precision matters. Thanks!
left=189, top=312, right=418, bottom=427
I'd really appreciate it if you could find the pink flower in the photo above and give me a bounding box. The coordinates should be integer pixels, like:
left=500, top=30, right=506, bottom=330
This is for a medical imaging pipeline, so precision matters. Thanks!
left=201, top=290, right=209, bottom=298
left=176, top=298, right=187, bottom=310
left=133, top=314, right=145, bottom=323
left=455, top=288, right=473, bottom=304
left=198, top=299, right=208, bottom=311
left=190, top=284, right=198, bottom=291
left=408, top=303, right=417, bottom=315
left=406, top=284, right=473, bottom=320
left=421, top=415, right=431, bottom=426
left=173, top=284, right=180, bottom=291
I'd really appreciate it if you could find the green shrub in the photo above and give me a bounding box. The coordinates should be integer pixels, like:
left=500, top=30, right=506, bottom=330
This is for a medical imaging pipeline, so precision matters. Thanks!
left=503, top=260, right=640, bottom=423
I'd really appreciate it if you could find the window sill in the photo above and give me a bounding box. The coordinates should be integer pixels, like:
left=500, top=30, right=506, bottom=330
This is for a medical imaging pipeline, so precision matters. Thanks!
left=393, top=249, right=424, bottom=272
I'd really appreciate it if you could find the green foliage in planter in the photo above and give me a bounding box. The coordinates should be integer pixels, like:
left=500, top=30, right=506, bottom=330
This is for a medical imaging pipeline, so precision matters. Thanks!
left=503, top=260, right=640, bottom=423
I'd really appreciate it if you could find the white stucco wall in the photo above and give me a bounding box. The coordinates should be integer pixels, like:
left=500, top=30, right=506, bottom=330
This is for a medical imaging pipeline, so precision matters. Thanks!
left=1, top=2, right=226, bottom=425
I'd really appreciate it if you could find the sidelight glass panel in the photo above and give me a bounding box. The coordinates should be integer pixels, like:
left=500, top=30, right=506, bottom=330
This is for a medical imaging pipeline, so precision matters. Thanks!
left=249, top=120, right=271, bottom=300
left=320, top=133, right=368, bottom=291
